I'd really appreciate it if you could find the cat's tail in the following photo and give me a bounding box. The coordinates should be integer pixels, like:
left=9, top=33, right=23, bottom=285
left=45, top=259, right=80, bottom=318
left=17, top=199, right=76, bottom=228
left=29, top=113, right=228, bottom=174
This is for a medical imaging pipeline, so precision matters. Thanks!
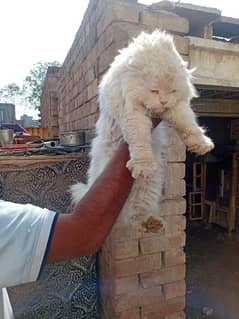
left=70, top=182, right=89, bottom=205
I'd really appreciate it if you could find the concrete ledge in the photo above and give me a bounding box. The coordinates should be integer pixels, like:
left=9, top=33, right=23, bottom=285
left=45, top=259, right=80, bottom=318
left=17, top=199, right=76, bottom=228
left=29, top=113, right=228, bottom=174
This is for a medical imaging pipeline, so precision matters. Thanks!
left=188, top=37, right=239, bottom=88
left=141, top=9, right=189, bottom=35
left=188, top=36, right=239, bottom=53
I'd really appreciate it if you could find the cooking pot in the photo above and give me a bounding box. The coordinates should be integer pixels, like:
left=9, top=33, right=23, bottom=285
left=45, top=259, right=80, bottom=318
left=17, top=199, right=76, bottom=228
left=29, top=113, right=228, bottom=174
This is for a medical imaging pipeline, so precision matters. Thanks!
left=60, top=131, right=85, bottom=146
left=0, top=129, right=14, bottom=147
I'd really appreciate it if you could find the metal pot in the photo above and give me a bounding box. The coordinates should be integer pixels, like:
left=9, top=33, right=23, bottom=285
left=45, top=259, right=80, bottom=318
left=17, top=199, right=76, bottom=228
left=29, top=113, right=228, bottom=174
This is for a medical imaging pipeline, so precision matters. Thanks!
left=60, top=131, right=85, bottom=146
left=0, top=129, right=14, bottom=147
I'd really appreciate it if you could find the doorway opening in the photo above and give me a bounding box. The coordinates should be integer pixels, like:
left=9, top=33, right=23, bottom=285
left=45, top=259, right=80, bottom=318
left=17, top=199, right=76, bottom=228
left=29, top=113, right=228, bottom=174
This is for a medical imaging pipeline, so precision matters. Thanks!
left=186, top=117, right=239, bottom=319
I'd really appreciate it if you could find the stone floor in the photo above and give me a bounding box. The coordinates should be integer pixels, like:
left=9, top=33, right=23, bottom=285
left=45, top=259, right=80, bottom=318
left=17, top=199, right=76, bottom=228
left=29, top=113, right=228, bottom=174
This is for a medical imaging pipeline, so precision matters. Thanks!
left=186, top=222, right=239, bottom=319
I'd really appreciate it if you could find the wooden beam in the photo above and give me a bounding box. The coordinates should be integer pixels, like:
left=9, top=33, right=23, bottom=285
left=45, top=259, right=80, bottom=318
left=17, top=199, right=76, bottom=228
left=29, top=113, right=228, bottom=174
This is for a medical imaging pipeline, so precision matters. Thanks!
left=192, top=98, right=239, bottom=117
left=228, top=154, right=238, bottom=233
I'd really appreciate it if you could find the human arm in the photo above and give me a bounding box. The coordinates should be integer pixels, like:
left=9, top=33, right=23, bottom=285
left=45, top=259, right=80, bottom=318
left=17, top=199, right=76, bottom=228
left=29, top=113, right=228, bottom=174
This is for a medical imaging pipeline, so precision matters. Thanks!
left=0, top=145, right=133, bottom=288
left=47, top=142, right=133, bottom=262
left=0, top=119, right=161, bottom=289
left=47, top=118, right=162, bottom=262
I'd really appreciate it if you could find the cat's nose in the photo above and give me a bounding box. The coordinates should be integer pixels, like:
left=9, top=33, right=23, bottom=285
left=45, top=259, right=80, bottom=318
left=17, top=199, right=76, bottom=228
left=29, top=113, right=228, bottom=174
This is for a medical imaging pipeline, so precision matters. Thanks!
left=160, top=101, right=167, bottom=106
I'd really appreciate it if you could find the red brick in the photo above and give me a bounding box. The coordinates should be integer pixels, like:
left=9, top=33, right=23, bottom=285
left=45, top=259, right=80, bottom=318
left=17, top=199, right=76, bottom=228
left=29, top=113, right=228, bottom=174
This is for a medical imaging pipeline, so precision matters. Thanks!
left=97, top=1, right=140, bottom=38
left=87, top=113, right=98, bottom=129
left=111, top=215, right=185, bottom=241
left=164, top=216, right=186, bottom=233
left=115, top=308, right=141, bottom=319
left=111, top=223, right=139, bottom=241
left=96, top=5, right=114, bottom=37
left=114, top=253, right=162, bottom=278
left=163, top=280, right=186, bottom=300
left=142, top=316, right=164, bottom=319
left=163, top=249, right=185, bottom=267
left=165, top=179, right=185, bottom=198
left=101, top=297, right=115, bottom=319
left=160, top=199, right=186, bottom=216
left=98, top=43, right=119, bottom=75
left=115, top=275, right=139, bottom=295
left=141, top=9, right=189, bottom=34
left=98, top=263, right=114, bottom=297
left=114, top=286, right=163, bottom=312
left=87, top=79, right=98, bottom=100
left=112, top=2, right=139, bottom=23
left=164, top=163, right=185, bottom=198
left=142, top=296, right=185, bottom=318
left=113, top=239, right=139, bottom=259
left=166, top=143, right=186, bottom=162
left=94, top=0, right=109, bottom=22
left=140, top=264, right=185, bottom=288
left=98, top=248, right=113, bottom=273
left=165, top=311, right=185, bottom=319
left=89, top=97, right=99, bottom=114
left=97, top=24, right=114, bottom=55
left=85, top=67, right=95, bottom=86
left=168, top=125, right=184, bottom=146
left=166, top=163, right=185, bottom=179
left=139, top=232, right=185, bottom=255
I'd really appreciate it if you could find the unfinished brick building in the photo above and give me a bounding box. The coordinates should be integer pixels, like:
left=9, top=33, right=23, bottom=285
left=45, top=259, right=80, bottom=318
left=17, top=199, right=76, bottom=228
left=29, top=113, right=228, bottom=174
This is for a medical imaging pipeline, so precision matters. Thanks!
left=40, top=66, right=60, bottom=137
left=40, top=1, right=239, bottom=318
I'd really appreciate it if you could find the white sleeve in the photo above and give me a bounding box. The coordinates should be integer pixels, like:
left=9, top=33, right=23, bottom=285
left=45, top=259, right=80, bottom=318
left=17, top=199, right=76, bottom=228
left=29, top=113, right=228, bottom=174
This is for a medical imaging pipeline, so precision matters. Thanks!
left=0, top=200, right=58, bottom=289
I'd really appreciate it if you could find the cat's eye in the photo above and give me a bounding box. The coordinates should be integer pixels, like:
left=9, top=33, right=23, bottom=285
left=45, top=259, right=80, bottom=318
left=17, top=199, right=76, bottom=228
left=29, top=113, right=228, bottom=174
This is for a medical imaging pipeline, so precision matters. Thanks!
left=170, top=89, right=177, bottom=94
left=151, top=89, right=159, bottom=94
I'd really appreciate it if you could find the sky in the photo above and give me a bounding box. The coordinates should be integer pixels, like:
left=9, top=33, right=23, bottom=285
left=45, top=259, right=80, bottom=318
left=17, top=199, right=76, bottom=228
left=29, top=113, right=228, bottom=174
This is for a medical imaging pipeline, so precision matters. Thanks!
left=0, top=0, right=238, bottom=118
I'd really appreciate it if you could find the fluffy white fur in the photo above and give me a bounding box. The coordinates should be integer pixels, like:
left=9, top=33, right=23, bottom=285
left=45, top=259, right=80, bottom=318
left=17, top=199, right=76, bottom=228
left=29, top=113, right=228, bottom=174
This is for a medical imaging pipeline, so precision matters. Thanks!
left=71, top=30, right=214, bottom=227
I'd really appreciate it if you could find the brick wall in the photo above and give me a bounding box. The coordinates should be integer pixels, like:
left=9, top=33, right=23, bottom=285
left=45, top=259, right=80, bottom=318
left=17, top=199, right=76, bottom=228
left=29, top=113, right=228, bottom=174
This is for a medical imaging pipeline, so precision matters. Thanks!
left=56, top=0, right=189, bottom=140
left=40, top=66, right=60, bottom=137
left=39, top=0, right=191, bottom=138
left=42, top=0, right=190, bottom=317
left=99, top=126, right=187, bottom=319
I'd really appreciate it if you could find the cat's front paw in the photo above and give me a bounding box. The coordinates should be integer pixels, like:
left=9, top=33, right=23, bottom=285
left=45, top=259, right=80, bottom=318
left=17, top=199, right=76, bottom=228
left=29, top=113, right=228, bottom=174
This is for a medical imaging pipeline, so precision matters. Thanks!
left=126, top=158, right=157, bottom=179
left=186, top=134, right=214, bottom=155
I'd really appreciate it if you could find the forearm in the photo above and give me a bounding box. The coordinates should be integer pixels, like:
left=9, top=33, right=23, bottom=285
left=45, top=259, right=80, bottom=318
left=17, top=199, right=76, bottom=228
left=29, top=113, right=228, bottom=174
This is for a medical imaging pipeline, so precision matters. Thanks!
left=47, top=143, right=133, bottom=262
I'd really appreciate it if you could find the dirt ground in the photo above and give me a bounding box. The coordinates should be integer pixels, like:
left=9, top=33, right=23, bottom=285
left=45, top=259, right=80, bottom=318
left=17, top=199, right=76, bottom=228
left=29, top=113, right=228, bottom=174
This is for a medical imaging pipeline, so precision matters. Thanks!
left=186, top=223, right=239, bottom=319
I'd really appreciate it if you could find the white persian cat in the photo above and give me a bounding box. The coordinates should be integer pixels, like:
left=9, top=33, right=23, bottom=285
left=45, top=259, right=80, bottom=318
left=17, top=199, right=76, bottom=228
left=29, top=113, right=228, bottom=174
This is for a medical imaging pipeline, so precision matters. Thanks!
left=71, top=30, right=214, bottom=230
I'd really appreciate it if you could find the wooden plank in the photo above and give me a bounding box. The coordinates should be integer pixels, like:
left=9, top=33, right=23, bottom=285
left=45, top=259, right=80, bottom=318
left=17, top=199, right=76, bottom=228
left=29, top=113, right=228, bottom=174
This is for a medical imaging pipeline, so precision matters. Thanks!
left=25, top=127, right=49, bottom=139
left=189, top=191, right=204, bottom=220
left=0, top=153, right=88, bottom=171
left=228, top=153, right=238, bottom=232
left=192, top=99, right=239, bottom=117
left=231, top=119, right=239, bottom=140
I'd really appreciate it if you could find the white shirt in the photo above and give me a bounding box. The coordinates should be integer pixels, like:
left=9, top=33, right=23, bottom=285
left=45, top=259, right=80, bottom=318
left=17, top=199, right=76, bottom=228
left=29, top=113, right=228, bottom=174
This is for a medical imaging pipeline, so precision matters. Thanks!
left=0, top=200, right=58, bottom=319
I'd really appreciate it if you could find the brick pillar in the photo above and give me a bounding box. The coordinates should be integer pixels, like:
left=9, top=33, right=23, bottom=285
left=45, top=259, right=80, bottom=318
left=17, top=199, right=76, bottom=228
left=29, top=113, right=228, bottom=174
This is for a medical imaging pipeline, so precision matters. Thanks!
left=99, top=126, right=186, bottom=319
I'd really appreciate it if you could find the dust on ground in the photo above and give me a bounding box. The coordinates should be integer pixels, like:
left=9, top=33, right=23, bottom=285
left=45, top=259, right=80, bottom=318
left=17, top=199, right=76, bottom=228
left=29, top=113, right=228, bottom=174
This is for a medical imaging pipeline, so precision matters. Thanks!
left=186, top=223, right=239, bottom=319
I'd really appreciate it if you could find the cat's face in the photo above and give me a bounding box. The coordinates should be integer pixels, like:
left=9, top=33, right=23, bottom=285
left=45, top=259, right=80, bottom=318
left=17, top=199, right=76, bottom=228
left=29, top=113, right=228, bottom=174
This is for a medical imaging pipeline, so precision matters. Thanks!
left=140, top=68, right=196, bottom=116
left=145, top=79, right=179, bottom=114
left=119, top=30, right=197, bottom=115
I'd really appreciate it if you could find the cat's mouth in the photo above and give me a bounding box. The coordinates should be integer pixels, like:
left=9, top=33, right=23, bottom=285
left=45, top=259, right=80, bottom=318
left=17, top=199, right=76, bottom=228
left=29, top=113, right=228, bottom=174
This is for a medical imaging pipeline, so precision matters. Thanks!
left=145, top=105, right=160, bottom=117
left=146, top=107, right=167, bottom=119
left=144, top=102, right=170, bottom=117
